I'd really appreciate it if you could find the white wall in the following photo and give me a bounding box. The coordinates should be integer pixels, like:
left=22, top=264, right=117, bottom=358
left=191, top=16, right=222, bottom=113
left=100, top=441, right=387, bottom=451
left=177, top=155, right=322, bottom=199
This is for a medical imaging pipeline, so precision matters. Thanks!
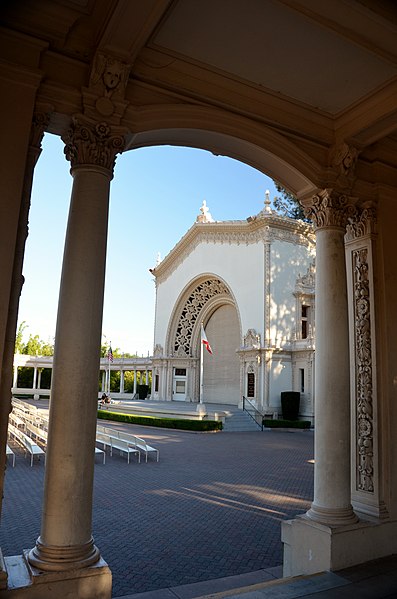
left=269, top=240, right=313, bottom=346
left=154, top=239, right=265, bottom=349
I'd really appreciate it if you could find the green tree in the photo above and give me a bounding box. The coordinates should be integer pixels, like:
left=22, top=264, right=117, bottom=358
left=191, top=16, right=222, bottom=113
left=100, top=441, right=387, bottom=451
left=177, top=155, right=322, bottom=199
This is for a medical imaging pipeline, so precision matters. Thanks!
left=15, top=321, right=28, bottom=354
left=15, top=322, right=54, bottom=356
left=273, top=182, right=309, bottom=222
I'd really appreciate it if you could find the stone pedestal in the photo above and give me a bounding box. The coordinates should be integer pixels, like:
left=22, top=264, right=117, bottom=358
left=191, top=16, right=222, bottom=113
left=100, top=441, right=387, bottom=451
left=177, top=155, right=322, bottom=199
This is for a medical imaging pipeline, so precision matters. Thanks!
left=282, top=516, right=397, bottom=577
left=1, top=553, right=111, bottom=599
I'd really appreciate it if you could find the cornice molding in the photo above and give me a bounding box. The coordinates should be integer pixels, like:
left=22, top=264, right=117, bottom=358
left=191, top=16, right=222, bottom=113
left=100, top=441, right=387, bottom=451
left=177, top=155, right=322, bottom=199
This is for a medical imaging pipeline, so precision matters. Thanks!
left=152, top=216, right=315, bottom=284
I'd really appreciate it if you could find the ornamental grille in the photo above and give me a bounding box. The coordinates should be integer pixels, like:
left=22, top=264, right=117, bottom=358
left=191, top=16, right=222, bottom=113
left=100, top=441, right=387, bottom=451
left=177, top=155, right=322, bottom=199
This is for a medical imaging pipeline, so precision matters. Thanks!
left=174, top=279, right=230, bottom=356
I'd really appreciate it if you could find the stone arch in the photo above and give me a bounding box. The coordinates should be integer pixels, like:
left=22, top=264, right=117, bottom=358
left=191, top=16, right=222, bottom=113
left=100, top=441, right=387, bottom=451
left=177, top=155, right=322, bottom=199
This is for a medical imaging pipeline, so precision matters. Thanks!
left=166, top=274, right=240, bottom=358
left=125, top=105, right=321, bottom=197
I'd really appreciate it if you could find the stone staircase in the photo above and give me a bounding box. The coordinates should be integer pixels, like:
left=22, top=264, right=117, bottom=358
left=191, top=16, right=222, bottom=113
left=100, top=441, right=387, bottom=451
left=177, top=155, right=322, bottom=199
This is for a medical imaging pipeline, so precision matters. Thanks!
left=222, top=408, right=262, bottom=432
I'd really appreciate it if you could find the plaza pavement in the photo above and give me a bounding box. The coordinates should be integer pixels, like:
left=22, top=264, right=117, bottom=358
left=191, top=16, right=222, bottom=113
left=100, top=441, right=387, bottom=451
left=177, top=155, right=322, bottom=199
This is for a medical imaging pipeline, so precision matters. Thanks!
left=2, top=402, right=316, bottom=597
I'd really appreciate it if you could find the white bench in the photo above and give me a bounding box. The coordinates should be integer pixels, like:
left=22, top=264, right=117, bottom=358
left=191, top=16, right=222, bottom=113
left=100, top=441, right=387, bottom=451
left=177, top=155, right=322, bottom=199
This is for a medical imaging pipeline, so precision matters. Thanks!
left=96, top=432, right=140, bottom=464
left=95, top=447, right=105, bottom=464
left=6, top=444, right=15, bottom=467
left=110, top=437, right=140, bottom=464
left=8, top=423, right=45, bottom=466
left=133, top=436, right=159, bottom=462
left=25, top=421, right=48, bottom=446
left=97, top=427, right=159, bottom=462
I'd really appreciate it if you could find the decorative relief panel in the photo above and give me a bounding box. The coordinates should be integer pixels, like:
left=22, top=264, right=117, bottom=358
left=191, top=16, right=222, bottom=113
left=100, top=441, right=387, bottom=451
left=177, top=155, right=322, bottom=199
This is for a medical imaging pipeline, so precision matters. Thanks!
left=346, top=204, right=377, bottom=242
left=173, top=279, right=230, bottom=356
left=353, top=247, right=374, bottom=493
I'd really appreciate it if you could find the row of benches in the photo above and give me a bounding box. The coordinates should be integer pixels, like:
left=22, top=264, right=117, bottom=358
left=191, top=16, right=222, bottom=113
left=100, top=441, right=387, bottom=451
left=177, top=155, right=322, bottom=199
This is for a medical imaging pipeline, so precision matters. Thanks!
left=8, top=422, right=45, bottom=466
left=96, top=426, right=159, bottom=463
left=8, top=400, right=159, bottom=466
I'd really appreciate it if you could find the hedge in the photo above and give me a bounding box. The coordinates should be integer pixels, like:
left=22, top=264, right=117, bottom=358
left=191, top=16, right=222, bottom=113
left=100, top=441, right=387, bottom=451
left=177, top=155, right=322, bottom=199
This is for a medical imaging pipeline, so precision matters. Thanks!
left=97, top=409, right=223, bottom=432
left=263, top=418, right=311, bottom=429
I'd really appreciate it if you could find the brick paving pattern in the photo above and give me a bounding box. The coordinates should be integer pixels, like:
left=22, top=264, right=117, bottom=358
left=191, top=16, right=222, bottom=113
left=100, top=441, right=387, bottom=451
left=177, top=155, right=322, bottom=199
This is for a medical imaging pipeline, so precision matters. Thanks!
left=1, top=424, right=314, bottom=597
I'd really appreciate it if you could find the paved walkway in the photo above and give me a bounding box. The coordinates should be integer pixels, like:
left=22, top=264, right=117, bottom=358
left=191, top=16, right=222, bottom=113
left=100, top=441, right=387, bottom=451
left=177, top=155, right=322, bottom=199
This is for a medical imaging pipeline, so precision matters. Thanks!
left=2, top=401, right=314, bottom=597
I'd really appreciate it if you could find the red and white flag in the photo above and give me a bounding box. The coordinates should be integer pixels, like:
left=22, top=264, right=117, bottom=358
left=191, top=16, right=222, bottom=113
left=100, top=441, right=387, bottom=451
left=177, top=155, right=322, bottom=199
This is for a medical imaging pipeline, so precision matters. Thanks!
left=201, top=324, right=213, bottom=354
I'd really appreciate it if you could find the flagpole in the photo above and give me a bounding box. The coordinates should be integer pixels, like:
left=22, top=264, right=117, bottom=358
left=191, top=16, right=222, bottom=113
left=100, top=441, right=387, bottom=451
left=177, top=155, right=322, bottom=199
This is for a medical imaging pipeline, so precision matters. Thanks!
left=108, top=341, right=111, bottom=396
left=200, top=324, right=204, bottom=404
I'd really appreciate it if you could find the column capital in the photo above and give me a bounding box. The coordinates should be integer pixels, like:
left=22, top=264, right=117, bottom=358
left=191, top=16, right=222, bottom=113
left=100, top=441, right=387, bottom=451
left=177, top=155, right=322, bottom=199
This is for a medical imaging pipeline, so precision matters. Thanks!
left=302, top=189, right=357, bottom=230
left=62, top=117, right=126, bottom=176
left=345, top=201, right=377, bottom=242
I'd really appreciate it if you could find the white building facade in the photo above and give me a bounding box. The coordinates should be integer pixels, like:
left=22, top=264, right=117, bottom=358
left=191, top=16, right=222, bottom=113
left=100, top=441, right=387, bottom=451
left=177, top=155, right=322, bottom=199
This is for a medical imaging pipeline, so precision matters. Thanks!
left=151, top=197, right=316, bottom=420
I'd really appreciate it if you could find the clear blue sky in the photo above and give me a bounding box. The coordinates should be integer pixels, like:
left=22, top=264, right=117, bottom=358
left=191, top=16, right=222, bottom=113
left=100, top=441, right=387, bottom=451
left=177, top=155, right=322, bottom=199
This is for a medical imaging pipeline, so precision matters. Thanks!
left=18, top=133, right=278, bottom=356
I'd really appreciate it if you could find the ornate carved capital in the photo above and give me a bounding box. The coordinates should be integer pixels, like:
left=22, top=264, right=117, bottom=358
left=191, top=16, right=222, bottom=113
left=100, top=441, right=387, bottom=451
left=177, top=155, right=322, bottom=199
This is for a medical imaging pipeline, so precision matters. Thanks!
left=30, top=110, right=51, bottom=149
left=62, top=118, right=126, bottom=175
left=303, top=189, right=356, bottom=230
left=345, top=202, right=377, bottom=242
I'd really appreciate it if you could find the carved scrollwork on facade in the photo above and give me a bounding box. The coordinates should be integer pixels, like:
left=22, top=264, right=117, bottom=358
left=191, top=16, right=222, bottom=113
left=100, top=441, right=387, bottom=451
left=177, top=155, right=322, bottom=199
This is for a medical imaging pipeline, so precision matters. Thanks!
left=62, top=118, right=126, bottom=174
left=353, top=247, right=374, bottom=492
left=304, top=190, right=356, bottom=229
left=174, top=279, right=230, bottom=355
left=243, top=329, right=261, bottom=350
left=346, top=204, right=377, bottom=242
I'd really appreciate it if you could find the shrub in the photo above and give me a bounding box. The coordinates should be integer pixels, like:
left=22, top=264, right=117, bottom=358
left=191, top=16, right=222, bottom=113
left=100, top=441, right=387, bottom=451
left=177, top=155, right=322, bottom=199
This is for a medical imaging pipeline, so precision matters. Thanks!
left=281, top=391, right=300, bottom=420
left=97, top=409, right=223, bottom=432
left=263, top=418, right=311, bottom=429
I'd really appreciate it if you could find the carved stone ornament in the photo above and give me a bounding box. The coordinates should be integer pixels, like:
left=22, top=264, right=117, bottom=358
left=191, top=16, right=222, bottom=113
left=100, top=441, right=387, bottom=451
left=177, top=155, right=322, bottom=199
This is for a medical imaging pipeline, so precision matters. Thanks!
left=87, top=53, right=131, bottom=118
left=30, top=110, right=51, bottom=149
left=304, top=190, right=356, bottom=229
left=330, top=142, right=359, bottom=190
left=243, top=329, right=261, bottom=350
left=62, top=119, right=125, bottom=174
left=173, top=279, right=230, bottom=355
left=153, top=344, right=164, bottom=358
left=346, top=204, right=377, bottom=242
left=295, top=260, right=315, bottom=293
left=353, top=247, right=374, bottom=493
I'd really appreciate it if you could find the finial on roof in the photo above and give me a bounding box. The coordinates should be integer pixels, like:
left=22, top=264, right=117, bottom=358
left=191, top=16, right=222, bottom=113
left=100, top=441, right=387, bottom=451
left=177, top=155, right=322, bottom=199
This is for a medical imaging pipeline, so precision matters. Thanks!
left=196, top=200, right=214, bottom=223
left=264, top=189, right=272, bottom=213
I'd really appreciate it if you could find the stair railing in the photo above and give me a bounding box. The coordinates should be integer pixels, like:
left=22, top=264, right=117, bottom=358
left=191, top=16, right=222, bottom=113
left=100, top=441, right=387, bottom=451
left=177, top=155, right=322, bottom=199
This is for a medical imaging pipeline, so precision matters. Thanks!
left=242, top=396, right=264, bottom=431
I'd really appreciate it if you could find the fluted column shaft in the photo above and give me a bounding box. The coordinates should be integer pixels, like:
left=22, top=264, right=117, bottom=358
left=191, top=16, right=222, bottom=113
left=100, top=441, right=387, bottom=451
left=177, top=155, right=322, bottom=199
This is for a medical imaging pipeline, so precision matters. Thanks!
left=29, top=119, right=125, bottom=571
left=305, top=190, right=358, bottom=526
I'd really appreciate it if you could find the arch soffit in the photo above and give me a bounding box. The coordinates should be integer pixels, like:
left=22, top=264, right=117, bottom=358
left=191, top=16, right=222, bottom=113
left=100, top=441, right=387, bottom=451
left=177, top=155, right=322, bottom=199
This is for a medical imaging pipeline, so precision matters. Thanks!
left=124, top=105, right=321, bottom=197
left=165, top=273, right=241, bottom=357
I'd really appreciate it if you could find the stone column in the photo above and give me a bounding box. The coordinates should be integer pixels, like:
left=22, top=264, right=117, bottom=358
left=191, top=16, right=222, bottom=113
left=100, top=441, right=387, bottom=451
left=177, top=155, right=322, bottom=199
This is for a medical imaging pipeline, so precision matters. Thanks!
left=304, top=189, right=358, bottom=526
left=133, top=369, right=137, bottom=394
left=33, top=366, right=38, bottom=390
left=28, top=118, right=125, bottom=572
left=120, top=369, right=125, bottom=393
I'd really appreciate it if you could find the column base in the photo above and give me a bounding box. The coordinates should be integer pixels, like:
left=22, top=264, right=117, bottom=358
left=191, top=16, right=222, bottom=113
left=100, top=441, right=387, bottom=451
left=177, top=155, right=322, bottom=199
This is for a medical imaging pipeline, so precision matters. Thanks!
left=306, top=503, right=359, bottom=526
left=1, top=551, right=111, bottom=599
left=282, top=514, right=397, bottom=577
left=27, top=537, right=100, bottom=572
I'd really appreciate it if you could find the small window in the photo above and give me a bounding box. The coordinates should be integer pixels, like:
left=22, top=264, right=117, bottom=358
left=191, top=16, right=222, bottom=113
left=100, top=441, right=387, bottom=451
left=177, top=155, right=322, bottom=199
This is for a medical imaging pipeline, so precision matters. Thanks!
left=300, top=368, right=305, bottom=393
left=154, top=374, right=159, bottom=392
left=247, top=372, right=255, bottom=398
left=175, top=368, right=186, bottom=376
left=301, top=305, right=309, bottom=339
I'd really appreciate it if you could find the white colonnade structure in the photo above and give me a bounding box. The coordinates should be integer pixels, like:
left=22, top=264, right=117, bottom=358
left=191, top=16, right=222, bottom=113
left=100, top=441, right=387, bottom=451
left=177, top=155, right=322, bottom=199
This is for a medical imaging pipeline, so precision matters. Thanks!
left=13, top=354, right=153, bottom=400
